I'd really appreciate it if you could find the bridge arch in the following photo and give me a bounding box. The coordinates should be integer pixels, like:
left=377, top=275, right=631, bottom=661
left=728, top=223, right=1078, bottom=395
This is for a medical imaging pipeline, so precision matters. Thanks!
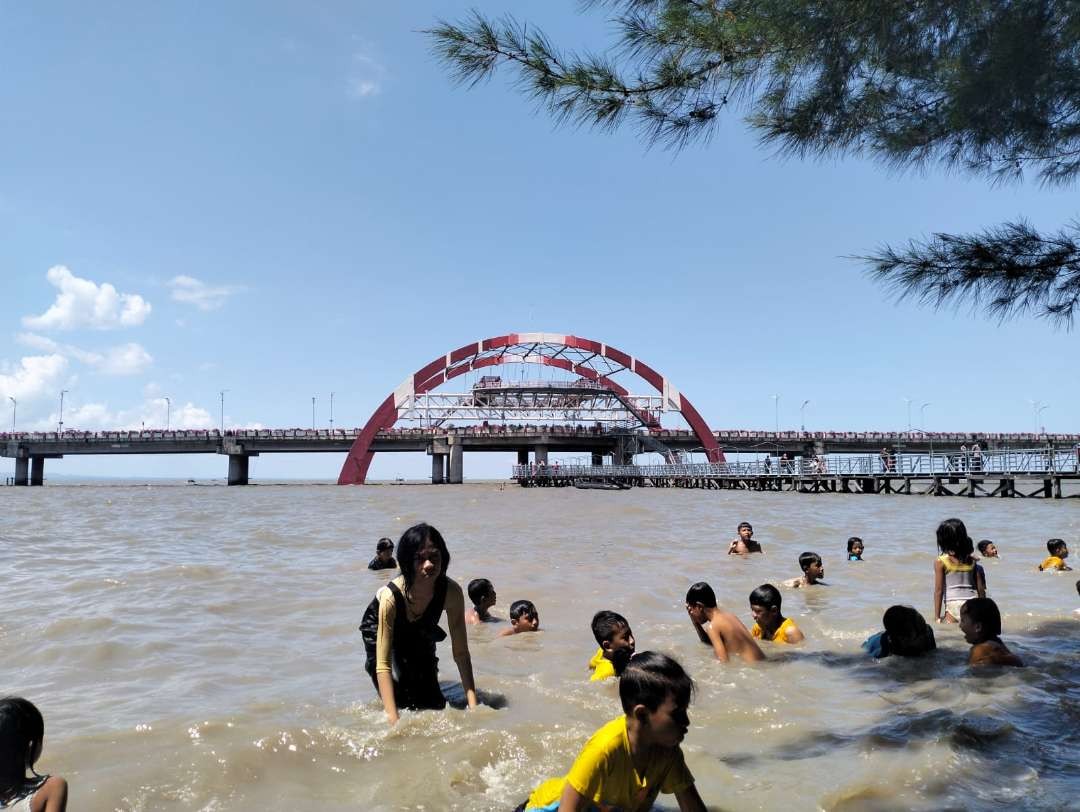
left=337, top=332, right=721, bottom=484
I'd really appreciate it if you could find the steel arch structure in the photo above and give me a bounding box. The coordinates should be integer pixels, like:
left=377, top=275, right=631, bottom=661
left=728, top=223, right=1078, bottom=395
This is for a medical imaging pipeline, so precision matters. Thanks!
left=337, top=332, right=722, bottom=484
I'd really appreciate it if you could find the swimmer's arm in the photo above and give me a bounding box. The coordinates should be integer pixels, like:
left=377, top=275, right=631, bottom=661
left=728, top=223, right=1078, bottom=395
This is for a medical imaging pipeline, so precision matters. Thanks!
left=975, top=566, right=986, bottom=599
left=377, top=671, right=399, bottom=725
left=375, top=589, right=400, bottom=724
left=36, top=775, right=68, bottom=812
left=674, top=783, right=707, bottom=812
left=446, top=582, right=478, bottom=709
left=932, top=558, right=946, bottom=621
left=785, top=623, right=805, bottom=644
left=557, top=783, right=589, bottom=811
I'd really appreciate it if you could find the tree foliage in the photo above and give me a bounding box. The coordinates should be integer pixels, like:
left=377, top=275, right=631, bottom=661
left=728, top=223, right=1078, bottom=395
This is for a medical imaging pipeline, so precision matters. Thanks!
left=429, top=1, right=1080, bottom=324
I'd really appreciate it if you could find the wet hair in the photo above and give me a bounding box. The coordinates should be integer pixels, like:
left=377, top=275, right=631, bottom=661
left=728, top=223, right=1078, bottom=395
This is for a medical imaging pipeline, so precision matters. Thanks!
left=737, top=522, right=753, bottom=532
left=936, top=518, right=974, bottom=564
left=961, top=597, right=1002, bottom=637
left=976, top=540, right=995, bottom=555
left=798, top=552, right=822, bottom=572
left=749, top=583, right=782, bottom=611
left=881, top=606, right=936, bottom=655
left=467, top=578, right=494, bottom=606
left=685, top=582, right=717, bottom=608
left=509, top=599, right=537, bottom=622
left=618, top=651, right=694, bottom=714
left=1047, top=538, right=1067, bottom=556
left=396, top=523, right=450, bottom=590
left=376, top=537, right=394, bottom=552
left=0, top=697, right=44, bottom=794
left=591, top=610, right=629, bottom=645
left=847, top=537, right=863, bottom=553
left=1075, top=579, right=1079, bottom=596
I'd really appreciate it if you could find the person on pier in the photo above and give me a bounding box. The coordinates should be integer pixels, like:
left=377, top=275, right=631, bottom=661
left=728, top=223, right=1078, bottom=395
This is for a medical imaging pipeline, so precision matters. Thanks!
left=685, top=582, right=765, bottom=662
left=360, top=523, right=478, bottom=725
left=932, top=518, right=986, bottom=624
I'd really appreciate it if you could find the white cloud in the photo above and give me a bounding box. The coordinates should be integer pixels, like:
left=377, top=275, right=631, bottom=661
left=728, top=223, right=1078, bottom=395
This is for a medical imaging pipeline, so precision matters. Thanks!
left=22, top=265, right=152, bottom=331
left=28, top=397, right=215, bottom=432
left=347, top=54, right=385, bottom=99
left=16, top=333, right=152, bottom=377
left=0, top=354, right=69, bottom=403
left=168, top=275, right=242, bottom=311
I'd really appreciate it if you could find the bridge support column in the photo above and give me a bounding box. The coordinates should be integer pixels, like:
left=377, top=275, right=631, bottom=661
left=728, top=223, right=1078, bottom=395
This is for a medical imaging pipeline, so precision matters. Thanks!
left=534, top=445, right=548, bottom=466
left=448, top=442, right=463, bottom=484
left=431, top=453, right=447, bottom=484
left=517, top=449, right=529, bottom=466
left=30, top=456, right=45, bottom=486
left=14, top=457, right=29, bottom=486
left=592, top=451, right=604, bottom=466
left=227, top=454, right=250, bottom=486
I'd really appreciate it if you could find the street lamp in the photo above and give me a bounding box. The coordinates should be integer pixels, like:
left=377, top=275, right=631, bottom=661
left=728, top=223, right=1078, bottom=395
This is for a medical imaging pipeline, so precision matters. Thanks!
left=1036, top=403, right=1049, bottom=434
left=219, top=390, right=228, bottom=434
left=165, top=397, right=171, bottom=431
left=58, top=389, right=69, bottom=434
left=903, top=397, right=912, bottom=432
left=329, top=392, right=335, bottom=431
left=921, top=402, right=932, bottom=470
left=800, top=399, right=810, bottom=433
left=311, top=396, right=316, bottom=430
left=8, top=397, right=15, bottom=432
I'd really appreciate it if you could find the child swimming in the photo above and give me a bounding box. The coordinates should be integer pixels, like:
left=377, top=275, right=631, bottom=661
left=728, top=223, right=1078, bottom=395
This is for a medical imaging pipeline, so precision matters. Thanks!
left=517, top=652, right=708, bottom=812
left=932, top=518, right=986, bottom=623
left=1038, top=539, right=1072, bottom=571
left=783, top=552, right=826, bottom=588
left=685, top=582, right=765, bottom=662
left=367, top=537, right=397, bottom=571
left=0, top=697, right=68, bottom=812
left=727, top=521, right=762, bottom=555
left=499, top=600, right=540, bottom=636
left=959, top=598, right=1024, bottom=667
left=465, top=578, right=498, bottom=624
left=587, top=610, right=636, bottom=681
left=748, top=584, right=805, bottom=644
left=847, top=537, right=864, bottom=561
left=977, top=539, right=999, bottom=559
left=862, top=605, right=937, bottom=658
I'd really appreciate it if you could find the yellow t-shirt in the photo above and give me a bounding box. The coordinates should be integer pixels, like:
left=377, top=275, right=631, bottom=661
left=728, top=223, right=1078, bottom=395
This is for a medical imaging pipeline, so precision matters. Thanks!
left=751, top=617, right=800, bottom=643
left=1040, top=555, right=1066, bottom=571
left=589, top=647, right=616, bottom=682
left=525, top=715, right=694, bottom=811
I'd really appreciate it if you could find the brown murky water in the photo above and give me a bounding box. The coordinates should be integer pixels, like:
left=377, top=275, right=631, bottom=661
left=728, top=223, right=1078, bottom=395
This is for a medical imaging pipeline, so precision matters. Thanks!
left=3, top=482, right=1078, bottom=810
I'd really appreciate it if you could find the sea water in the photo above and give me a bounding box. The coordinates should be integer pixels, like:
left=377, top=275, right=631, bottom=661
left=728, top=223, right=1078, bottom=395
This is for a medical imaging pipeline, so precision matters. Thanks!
left=2, top=482, right=1078, bottom=810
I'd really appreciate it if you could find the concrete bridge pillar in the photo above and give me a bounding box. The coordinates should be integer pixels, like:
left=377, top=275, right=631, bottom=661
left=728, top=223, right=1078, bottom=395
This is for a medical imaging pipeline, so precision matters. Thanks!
left=534, top=445, right=548, bottom=466
left=227, top=454, right=250, bottom=486
left=431, top=453, right=447, bottom=484
left=14, top=457, right=29, bottom=486
left=592, top=451, right=604, bottom=466
left=517, top=449, right=529, bottom=466
left=448, top=441, right=463, bottom=484
left=30, top=456, right=45, bottom=486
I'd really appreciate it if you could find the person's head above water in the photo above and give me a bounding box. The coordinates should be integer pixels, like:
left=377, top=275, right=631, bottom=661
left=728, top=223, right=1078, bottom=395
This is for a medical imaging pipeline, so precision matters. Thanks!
left=617, top=651, right=694, bottom=743
left=798, top=552, right=824, bottom=580
left=847, top=537, right=864, bottom=557
left=959, top=597, right=1002, bottom=644
left=685, top=582, right=717, bottom=608
left=0, top=696, right=45, bottom=785
left=508, top=599, right=540, bottom=631
left=737, top=522, right=753, bottom=538
left=375, top=537, right=394, bottom=558
left=881, top=605, right=936, bottom=656
left=1047, top=538, right=1068, bottom=558
left=467, top=578, right=495, bottom=609
left=936, top=518, right=974, bottom=563
left=397, top=523, right=450, bottom=589
left=592, top=610, right=636, bottom=668
left=748, top=584, right=784, bottom=628
left=977, top=539, right=998, bottom=558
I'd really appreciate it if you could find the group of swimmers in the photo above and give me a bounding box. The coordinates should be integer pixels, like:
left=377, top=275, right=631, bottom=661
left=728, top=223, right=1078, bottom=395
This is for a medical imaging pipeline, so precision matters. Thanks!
left=356, top=518, right=1077, bottom=811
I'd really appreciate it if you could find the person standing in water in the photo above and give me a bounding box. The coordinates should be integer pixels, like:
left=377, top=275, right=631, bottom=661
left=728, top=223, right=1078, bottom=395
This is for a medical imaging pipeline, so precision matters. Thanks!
left=360, top=523, right=478, bottom=725
left=0, top=697, right=68, bottom=811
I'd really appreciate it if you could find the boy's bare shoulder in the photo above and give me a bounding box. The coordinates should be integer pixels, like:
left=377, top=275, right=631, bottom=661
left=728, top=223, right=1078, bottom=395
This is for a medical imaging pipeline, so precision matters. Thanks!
left=970, top=640, right=1024, bottom=667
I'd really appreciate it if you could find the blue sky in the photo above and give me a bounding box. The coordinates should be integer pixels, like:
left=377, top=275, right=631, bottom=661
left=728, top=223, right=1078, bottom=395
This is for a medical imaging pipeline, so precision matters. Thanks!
left=1, top=1, right=1075, bottom=481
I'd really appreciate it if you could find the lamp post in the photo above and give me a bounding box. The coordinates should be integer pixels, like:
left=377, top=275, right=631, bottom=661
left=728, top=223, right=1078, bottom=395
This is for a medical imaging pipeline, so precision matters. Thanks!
left=921, top=402, right=932, bottom=471
left=58, top=389, right=69, bottom=434
left=1036, top=403, right=1049, bottom=434
left=165, top=397, right=171, bottom=431
left=800, top=399, right=810, bottom=433
left=8, top=397, right=15, bottom=432
left=219, top=390, right=228, bottom=434
left=329, top=392, right=335, bottom=431
left=771, top=394, right=780, bottom=462
left=903, top=397, right=913, bottom=432
left=311, top=396, right=316, bottom=430
left=1028, top=399, right=1042, bottom=435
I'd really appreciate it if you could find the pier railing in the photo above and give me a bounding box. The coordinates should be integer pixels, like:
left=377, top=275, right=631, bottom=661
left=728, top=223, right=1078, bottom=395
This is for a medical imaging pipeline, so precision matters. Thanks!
left=513, top=447, right=1080, bottom=481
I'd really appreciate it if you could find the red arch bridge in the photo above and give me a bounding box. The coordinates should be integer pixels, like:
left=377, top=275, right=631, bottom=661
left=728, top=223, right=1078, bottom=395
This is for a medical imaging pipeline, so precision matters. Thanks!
left=4, top=332, right=1079, bottom=487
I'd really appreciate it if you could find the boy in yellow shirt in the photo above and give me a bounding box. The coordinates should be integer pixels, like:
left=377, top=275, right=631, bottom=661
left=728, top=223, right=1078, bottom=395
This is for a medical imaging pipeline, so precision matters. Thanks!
left=1038, top=539, right=1072, bottom=571
left=587, top=610, right=636, bottom=681
left=749, top=584, right=805, bottom=644
left=518, top=652, right=706, bottom=812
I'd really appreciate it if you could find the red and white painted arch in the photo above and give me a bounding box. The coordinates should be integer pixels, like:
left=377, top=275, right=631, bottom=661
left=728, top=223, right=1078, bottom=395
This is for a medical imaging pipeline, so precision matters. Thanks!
left=337, top=332, right=721, bottom=484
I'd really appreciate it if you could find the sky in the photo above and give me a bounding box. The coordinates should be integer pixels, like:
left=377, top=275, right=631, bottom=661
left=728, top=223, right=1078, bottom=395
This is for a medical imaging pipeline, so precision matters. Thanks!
left=1, top=1, right=1076, bottom=482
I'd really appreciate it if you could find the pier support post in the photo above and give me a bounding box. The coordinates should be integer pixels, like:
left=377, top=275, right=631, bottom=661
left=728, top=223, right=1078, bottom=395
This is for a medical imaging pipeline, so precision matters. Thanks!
left=448, top=442, right=463, bottom=484
left=227, top=454, right=250, bottom=486
left=14, top=456, right=29, bottom=486
left=534, top=445, right=548, bottom=466
left=517, top=449, right=528, bottom=466
left=432, top=453, right=446, bottom=484
left=592, top=451, right=604, bottom=466
left=30, top=456, right=45, bottom=486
